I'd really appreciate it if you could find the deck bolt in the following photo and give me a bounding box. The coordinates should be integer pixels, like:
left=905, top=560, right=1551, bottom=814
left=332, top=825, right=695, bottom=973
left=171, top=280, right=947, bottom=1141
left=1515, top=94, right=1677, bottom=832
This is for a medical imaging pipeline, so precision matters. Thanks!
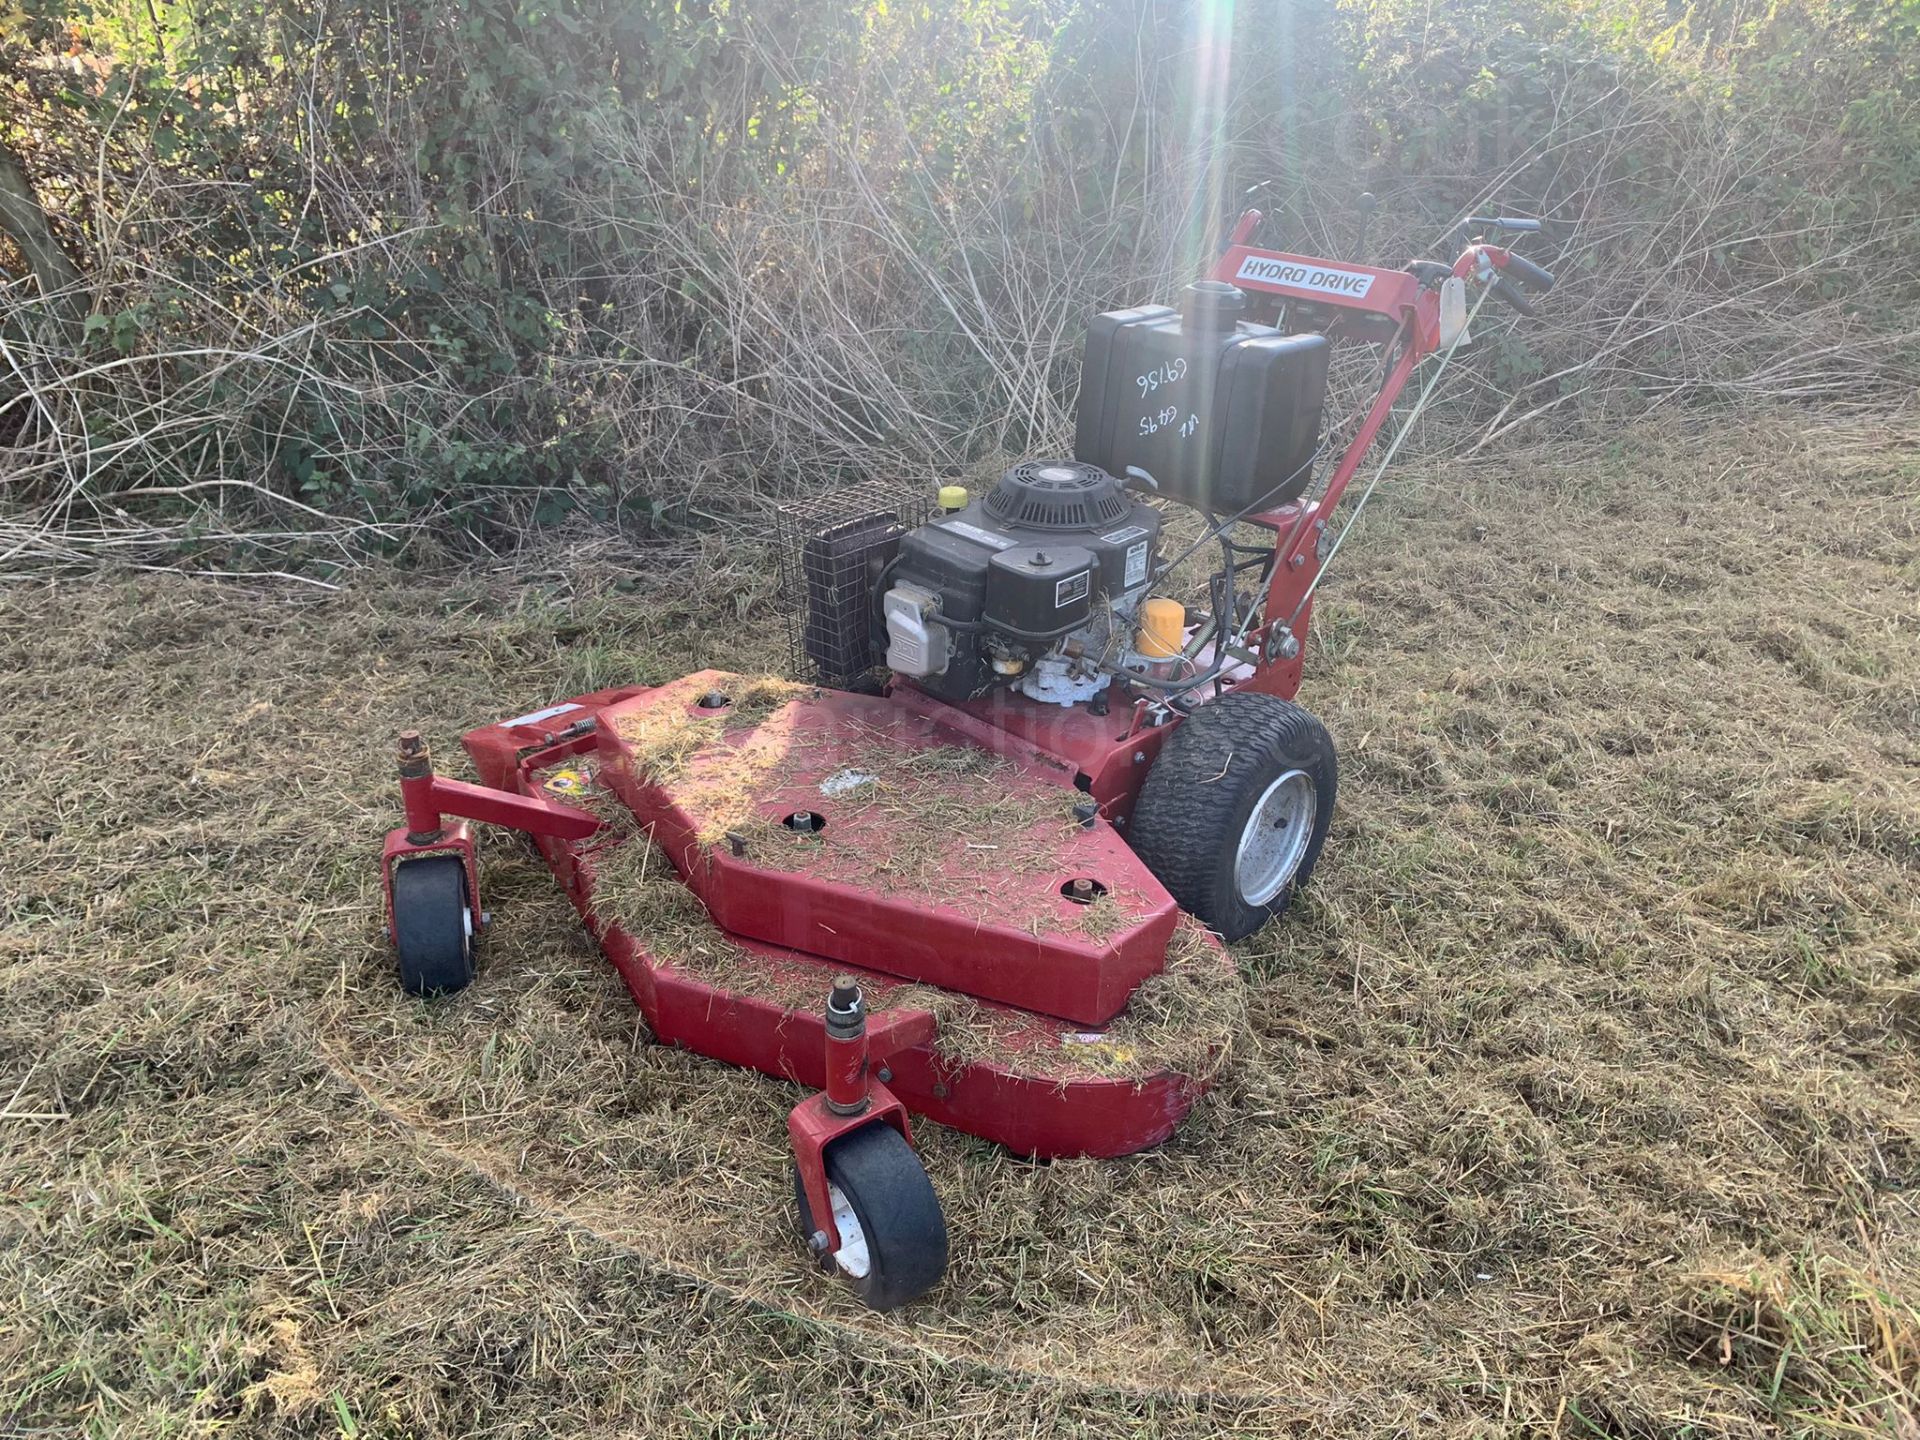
left=876, top=1065, right=893, bottom=1083
left=809, top=1229, right=831, bottom=1254
left=725, top=830, right=748, bottom=857
left=1072, top=800, right=1099, bottom=829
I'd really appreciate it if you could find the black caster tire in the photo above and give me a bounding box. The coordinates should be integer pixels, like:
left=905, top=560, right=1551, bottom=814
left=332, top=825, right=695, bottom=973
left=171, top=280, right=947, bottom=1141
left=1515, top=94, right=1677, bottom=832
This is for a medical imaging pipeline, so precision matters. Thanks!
left=792, top=1122, right=947, bottom=1311
left=1130, top=690, right=1337, bottom=942
left=392, top=855, right=476, bottom=996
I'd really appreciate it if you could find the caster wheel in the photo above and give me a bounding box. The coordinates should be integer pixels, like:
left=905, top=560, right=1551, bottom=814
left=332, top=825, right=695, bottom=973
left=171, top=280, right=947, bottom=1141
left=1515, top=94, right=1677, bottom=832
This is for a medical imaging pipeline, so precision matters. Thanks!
left=1130, top=690, right=1337, bottom=942
left=391, top=855, right=476, bottom=996
left=793, top=1122, right=947, bottom=1311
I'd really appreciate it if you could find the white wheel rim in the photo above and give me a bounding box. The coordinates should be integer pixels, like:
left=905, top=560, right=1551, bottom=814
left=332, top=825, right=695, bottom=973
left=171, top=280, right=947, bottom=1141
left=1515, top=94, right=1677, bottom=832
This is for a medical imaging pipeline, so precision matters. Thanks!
left=826, top=1183, right=871, bottom=1279
left=1234, top=769, right=1316, bottom=907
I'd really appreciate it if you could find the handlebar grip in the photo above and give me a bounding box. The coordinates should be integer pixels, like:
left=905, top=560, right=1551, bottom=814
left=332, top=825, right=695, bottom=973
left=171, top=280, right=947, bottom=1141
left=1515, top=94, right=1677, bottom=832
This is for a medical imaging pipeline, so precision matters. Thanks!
left=1487, top=274, right=1537, bottom=317
left=1466, top=215, right=1543, bottom=234
left=1502, top=253, right=1556, bottom=294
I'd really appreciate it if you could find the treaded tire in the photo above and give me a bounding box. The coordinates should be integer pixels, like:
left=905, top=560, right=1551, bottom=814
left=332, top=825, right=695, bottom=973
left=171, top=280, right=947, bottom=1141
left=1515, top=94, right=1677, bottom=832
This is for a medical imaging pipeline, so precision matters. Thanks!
left=1130, top=691, right=1337, bottom=942
left=792, top=1122, right=948, bottom=1311
left=392, top=855, right=475, bottom=996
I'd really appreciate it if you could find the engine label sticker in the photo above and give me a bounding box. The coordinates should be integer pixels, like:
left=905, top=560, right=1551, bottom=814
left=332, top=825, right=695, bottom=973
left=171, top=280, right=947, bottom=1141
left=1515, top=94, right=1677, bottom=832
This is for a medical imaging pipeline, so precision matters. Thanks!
left=937, top=519, right=1017, bottom=550
left=1233, top=254, right=1377, bottom=300
left=1100, top=525, right=1149, bottom=545
left=1055, top=571, right=1092, bottom=608
left=1124, top=540, right=1149, bottom=588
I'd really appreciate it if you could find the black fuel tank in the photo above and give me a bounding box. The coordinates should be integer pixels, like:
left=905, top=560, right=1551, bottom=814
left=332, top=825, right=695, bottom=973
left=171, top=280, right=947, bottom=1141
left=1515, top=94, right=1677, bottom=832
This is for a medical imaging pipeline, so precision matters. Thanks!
left=1075, top=282, right=1330, bottom=514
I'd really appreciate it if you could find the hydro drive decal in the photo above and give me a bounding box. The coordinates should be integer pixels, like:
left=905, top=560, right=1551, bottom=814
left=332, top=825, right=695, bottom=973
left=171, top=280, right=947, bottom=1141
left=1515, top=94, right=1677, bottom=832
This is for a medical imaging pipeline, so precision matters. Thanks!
left=1233, top=254, right=1377, bottom=299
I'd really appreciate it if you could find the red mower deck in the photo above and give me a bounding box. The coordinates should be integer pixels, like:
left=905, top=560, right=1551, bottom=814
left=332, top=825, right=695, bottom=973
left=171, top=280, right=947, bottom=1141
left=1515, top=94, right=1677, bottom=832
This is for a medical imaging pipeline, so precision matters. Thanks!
left=595, top=671, right=1181, bottom=1027
left=452, top=682, right=1235, bottom=1158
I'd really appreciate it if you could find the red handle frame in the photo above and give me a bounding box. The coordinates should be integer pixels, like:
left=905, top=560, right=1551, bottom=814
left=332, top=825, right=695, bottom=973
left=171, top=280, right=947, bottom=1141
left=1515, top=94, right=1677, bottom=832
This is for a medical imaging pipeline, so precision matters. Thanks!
left=1202, top=214, right=1533, bottom=690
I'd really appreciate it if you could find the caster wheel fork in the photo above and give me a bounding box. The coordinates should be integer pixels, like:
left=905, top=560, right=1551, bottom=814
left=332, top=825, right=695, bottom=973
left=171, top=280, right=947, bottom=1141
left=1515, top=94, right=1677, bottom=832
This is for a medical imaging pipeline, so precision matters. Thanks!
left=787, top=975, right=948, bottom=1310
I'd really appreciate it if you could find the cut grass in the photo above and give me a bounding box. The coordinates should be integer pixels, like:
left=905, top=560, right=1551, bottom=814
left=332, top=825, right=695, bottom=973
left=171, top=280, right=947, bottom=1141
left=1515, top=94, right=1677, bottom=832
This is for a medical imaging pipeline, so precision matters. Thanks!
left=0, top=413, right=1916, bottom=1437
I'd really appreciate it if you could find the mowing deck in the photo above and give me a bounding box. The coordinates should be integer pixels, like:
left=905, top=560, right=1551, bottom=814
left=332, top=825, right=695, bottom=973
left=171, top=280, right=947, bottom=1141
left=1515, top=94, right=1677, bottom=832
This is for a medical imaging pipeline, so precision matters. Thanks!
left=594, top=671, right=1182, bottom=1027
left=454, top=686, right=1241, bottom=1159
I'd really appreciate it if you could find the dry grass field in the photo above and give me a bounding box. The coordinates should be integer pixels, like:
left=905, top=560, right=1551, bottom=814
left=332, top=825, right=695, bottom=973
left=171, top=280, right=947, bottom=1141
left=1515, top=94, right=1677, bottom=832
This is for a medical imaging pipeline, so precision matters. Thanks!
left=2, top=413, right=1916, bottom=1438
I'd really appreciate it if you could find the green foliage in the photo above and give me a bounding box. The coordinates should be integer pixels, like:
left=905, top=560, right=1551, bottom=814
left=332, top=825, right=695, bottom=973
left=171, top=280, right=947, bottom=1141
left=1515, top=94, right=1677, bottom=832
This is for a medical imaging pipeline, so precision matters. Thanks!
left=1, top=0, right=1916, bottom=552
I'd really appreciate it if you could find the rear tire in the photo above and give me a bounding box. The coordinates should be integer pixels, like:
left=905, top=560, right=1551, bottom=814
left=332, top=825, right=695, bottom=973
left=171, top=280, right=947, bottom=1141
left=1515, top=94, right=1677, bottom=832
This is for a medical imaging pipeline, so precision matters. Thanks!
left=392, top=856, right=476, bottom=996
left=792, top=1122, right=947, bottom=1311
left=1130, top=691, right=1337, bottom=942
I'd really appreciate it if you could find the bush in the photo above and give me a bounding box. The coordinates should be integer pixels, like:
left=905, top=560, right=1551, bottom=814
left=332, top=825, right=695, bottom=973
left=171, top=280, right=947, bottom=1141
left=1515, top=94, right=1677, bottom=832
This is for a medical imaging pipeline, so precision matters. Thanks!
left=1, top=0, right=1916, bottom=573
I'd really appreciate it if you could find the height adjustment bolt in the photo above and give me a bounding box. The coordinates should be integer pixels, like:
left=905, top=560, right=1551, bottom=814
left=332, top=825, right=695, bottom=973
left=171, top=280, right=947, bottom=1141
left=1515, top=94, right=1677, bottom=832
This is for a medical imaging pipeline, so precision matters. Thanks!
left=396, top=730, right=433, bottom=779
left=826, top=975, right=865, bottom=1039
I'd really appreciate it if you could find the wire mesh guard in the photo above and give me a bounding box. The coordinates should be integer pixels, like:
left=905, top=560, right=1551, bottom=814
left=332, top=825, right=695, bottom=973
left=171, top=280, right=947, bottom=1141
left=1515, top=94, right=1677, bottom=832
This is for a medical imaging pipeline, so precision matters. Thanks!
left=775, top=481, right=932, bottom=687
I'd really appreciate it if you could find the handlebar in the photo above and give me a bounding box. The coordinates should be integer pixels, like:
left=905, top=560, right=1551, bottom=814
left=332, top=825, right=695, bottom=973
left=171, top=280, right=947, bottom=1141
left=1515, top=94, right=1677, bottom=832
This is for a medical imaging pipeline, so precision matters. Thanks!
left=1464, top=243, right=1555, bottom=316
left=1486, top=274, right=1536, bottom=317
left=1501, top=252, right=1556, bottom=294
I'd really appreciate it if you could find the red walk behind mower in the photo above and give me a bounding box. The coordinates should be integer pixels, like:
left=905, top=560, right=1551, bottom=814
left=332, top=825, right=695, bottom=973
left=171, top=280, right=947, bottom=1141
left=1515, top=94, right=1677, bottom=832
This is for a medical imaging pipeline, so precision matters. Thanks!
left=379, top=209, right=1553, bottom=1309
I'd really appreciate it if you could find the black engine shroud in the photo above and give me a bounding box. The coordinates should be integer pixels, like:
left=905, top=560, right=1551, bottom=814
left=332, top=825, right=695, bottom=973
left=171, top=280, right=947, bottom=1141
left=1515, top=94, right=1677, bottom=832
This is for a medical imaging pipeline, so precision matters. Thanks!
left=889, top=461, right=1161, bottom=702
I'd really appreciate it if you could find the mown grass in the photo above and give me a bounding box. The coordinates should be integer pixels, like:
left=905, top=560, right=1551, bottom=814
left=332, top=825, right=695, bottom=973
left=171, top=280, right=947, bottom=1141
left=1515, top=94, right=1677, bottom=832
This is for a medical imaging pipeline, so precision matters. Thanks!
left=1, top=414, right=1915, bottom=1437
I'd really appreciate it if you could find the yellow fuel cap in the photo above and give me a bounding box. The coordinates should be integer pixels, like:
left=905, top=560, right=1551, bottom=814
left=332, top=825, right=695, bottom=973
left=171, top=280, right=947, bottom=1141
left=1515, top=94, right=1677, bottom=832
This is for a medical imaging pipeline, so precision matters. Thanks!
left=937, top=484, right=968, bottom=512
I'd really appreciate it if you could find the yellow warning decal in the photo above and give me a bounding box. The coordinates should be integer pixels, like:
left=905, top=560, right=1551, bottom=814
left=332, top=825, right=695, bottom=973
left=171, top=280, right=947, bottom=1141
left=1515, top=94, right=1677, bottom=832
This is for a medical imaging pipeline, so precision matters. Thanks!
left=541, top=768, right=592, bottom=796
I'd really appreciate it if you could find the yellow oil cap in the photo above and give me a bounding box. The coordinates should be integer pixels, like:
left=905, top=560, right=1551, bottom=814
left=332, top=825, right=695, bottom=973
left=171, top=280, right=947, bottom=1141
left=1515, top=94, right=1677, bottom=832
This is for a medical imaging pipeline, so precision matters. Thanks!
left=1136, top=597, right=1185, bottom=659
left=937, top=484, right=969, bottom=512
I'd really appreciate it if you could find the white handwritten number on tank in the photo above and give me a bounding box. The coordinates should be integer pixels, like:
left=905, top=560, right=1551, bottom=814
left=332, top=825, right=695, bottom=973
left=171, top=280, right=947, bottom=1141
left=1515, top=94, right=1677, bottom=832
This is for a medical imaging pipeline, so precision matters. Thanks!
left=1138, top=408, right=1201, bottom=439
left=1136, top=357, right=1188, bottom=398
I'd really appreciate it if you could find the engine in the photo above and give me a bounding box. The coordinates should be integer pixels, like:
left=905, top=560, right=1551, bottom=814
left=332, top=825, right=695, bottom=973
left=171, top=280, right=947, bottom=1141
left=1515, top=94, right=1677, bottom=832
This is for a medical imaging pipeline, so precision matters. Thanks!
left=881, top=460, right=1162, bottom=706
left=786, top=281, right=1334, bottom=706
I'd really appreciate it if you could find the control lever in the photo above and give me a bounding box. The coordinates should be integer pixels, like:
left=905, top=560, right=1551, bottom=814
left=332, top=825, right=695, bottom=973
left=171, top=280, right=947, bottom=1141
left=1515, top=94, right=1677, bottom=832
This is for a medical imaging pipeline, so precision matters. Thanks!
left=1501, top=252, right=1557, bottom=294
left=1353, top=192, right=1377, bottom=264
